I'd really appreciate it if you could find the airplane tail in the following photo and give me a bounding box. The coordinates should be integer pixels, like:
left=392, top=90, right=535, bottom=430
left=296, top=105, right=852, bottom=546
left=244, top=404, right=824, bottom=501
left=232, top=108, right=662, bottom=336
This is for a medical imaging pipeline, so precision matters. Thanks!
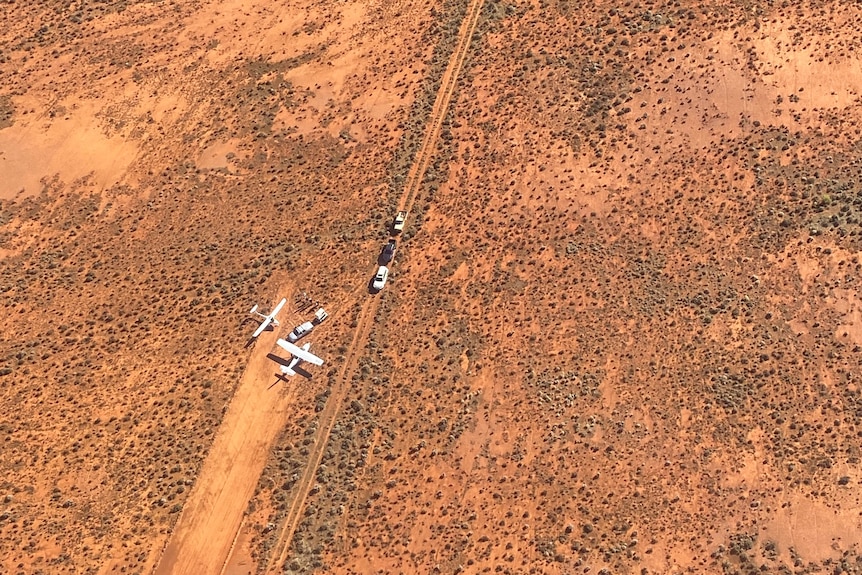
left=281, top=366, right=296, bottom=376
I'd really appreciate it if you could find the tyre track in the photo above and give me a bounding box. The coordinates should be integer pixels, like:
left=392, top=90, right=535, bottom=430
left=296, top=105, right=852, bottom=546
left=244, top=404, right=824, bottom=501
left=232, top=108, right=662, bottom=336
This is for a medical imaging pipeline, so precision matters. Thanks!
left=399, top=0, right=485, bottom=214
left=265, top=0, right=484, bottom=574
left=262, top=0, right=485, bottom=571
left=264, top=299, right=379, bottom=574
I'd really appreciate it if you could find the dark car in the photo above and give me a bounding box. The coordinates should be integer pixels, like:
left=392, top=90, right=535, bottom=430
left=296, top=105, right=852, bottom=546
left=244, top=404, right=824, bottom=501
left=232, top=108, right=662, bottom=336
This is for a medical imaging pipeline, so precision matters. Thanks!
left=380, top=239, right=397, bottom=264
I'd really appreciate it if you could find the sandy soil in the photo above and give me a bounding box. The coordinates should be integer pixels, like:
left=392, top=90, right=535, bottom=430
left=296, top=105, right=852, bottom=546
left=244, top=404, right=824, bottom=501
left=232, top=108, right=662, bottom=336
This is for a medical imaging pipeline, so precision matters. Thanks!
left=4, top=0, right=862, bottom=574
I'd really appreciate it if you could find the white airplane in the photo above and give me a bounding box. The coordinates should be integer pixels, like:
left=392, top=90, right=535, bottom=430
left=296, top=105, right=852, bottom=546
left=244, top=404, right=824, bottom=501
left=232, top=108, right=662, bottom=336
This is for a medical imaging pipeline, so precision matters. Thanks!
left=274, top=339, right=324, bottom=376
left=249, top=298, right=287, bottom=338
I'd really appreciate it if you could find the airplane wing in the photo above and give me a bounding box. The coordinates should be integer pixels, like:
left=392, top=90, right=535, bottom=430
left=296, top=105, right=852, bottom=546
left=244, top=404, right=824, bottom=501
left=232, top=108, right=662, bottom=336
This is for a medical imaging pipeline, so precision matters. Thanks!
left=251, top=298, right=287, bottom=338
left=276, top=339, right=324, bottom=366
left=271, top=298, right=287, bottom=318
left=252, top=318, right=272, bottom=338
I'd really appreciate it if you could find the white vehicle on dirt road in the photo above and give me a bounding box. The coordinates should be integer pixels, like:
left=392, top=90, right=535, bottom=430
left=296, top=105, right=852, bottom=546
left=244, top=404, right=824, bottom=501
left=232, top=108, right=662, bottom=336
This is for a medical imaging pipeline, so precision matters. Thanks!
left=372, top=266, right=389, bottom=291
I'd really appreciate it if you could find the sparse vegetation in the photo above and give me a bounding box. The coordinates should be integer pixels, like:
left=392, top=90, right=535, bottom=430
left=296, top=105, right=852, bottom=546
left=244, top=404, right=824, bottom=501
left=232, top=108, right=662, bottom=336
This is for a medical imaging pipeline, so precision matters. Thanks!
left=4, top=0, right=862, bottom=573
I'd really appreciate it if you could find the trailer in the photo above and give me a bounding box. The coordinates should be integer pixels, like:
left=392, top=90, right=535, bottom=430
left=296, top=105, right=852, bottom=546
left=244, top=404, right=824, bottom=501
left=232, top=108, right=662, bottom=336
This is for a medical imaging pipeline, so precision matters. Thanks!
left=313, top=308, right=328, bottom=324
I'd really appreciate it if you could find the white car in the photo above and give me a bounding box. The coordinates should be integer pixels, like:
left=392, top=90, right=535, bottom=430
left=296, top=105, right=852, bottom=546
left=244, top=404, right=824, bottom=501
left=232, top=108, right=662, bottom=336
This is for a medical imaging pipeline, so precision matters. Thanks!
left=392, top=211, right=407, bottom=234
left=372, top=266, right=389, bottom=291
left=287, top=321, right=314, bottom=342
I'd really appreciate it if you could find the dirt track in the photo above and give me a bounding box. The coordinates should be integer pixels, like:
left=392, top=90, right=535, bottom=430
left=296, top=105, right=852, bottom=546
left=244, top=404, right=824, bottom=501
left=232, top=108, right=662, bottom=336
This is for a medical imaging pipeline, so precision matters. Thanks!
left=262, top=0, right=486, bottom=571
left=263, top=297, right=379, bottom=573
left=149, top=0, right=484, bottom=572
left=397, top=0, right=485, bottom=213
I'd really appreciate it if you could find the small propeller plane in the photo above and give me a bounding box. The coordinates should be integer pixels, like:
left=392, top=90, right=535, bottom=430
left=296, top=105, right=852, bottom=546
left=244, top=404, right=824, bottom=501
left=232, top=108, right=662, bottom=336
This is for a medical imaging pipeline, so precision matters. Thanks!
left=271, top=339, right=324, bottom=376
left=249, top=298, right=287, bottom=338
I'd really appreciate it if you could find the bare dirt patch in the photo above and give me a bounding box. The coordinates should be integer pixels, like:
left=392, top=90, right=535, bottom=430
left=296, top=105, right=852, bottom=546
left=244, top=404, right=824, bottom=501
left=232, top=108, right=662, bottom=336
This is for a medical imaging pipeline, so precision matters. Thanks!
left=0, top=101, right=138, bottom=199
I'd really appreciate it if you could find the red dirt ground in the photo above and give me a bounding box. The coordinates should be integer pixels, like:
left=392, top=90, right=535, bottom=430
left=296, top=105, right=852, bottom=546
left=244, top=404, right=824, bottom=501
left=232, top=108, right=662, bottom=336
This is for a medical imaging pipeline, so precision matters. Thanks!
left=3, top=0, right=862, bottom=574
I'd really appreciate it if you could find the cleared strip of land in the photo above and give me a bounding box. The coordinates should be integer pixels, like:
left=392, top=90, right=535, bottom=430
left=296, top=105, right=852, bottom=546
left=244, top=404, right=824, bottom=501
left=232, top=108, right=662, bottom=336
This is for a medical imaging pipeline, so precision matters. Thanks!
left=152, top=323, right=294, bottom=575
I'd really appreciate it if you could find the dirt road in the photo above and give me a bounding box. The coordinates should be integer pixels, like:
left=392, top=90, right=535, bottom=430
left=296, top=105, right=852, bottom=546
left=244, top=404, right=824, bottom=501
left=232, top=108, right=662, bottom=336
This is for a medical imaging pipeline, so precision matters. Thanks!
left=398, top=0, right=486, bottom=212
left=263, top=296, right=380, bottom=573
left=262, top=0, right=486, bottom=572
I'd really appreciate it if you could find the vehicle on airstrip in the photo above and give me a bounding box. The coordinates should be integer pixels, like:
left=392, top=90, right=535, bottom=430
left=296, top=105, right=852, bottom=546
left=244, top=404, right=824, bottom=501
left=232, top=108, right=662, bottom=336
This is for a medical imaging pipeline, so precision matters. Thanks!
left=288, top=321, right=314, bottom=342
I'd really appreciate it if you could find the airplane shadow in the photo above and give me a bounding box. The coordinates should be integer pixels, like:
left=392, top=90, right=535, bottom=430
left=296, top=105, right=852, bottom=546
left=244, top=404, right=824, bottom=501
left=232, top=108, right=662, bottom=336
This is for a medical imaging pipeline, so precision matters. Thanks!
left=293, top=365, right=312, bottom=379
left=269, top=366, right=312, bottom=389
left=266, top=353, right=292, bottom=369
left=270, top=374, right=288, bottom=389
left=243, top=320, right=275, bottom=348
left=240, top=317, right=262, bottom=329
left=266, top=353, right=313, bottom=387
